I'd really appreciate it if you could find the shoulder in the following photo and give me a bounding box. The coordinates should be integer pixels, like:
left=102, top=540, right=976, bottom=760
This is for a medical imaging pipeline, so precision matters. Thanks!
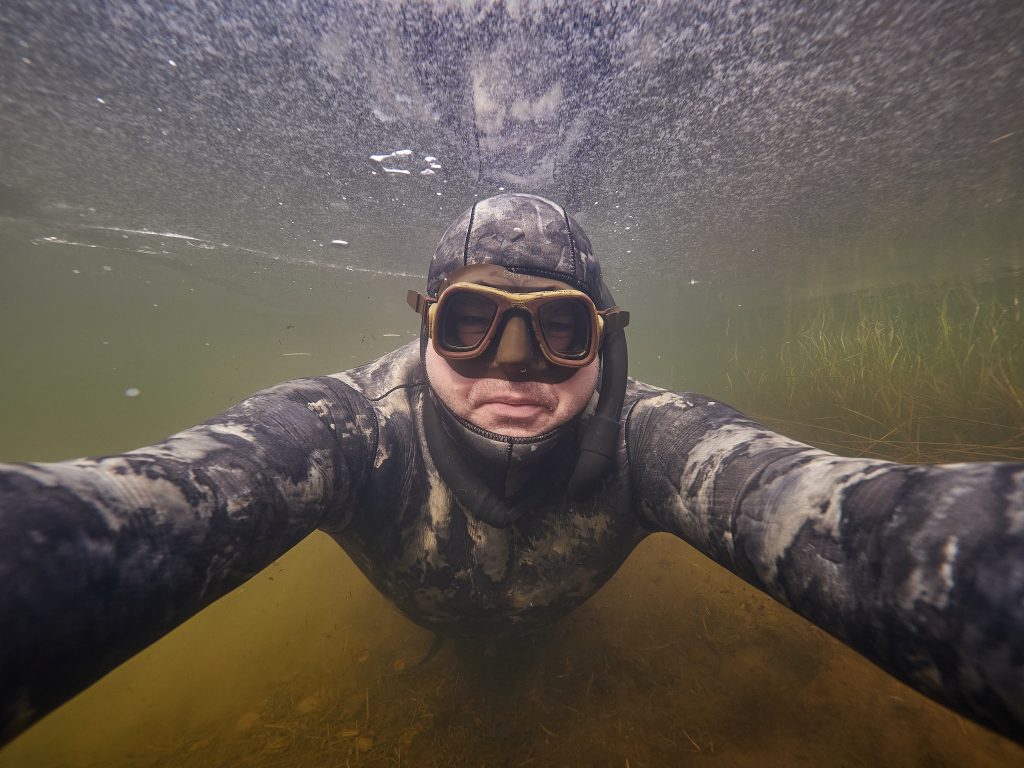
left=326, top=341, right=425, bottom=403
left=624, top=378, right=727, bottom=416
left=323, top=343, right=424, bottom=463
left=622, top=379, right=757, bottom=451
left=226, top=343, right=422, bottom=440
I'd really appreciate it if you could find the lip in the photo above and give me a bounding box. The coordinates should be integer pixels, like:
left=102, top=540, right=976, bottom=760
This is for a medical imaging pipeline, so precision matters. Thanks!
left=477, top=398, right=549, bottom=420
left=481, top=397, right=545, bottom=407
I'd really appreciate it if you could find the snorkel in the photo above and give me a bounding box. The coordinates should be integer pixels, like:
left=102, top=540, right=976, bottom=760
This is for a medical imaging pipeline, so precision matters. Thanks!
left=567, top=280, right=628, bottom=500
left=418, top=193, right=630, bottom=526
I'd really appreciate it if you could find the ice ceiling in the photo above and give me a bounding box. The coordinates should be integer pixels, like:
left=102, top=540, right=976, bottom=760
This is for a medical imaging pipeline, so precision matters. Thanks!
left=2, top=0, right=1022, bottom=285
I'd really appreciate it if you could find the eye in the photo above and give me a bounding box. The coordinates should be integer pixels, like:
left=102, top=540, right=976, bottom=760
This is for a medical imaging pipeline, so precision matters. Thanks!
left=538, top=299, right=591, bottom=356
left=440, top=293, right=497, bottom=349
left=456, top=316, right=491, bottom=333
left=542, top=312, right=576, bottom=334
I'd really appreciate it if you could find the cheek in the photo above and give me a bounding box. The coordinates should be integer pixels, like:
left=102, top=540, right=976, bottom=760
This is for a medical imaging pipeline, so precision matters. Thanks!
left=425, top=346, right=473, bottom=412
left=554, top=360, right=600, bottom=416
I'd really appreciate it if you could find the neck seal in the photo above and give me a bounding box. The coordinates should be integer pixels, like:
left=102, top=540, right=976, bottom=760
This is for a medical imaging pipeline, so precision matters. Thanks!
left=422, top=390, right=578, bottom=527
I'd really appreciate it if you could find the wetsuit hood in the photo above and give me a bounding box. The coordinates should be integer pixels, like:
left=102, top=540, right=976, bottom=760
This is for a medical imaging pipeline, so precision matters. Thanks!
left=421, top=193, right=629, bottom=522
left=427, top=193, right=613, bottom=309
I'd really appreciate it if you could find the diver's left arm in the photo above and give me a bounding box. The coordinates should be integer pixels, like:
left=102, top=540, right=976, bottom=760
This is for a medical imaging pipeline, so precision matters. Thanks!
left=626, top=390, right=1024, bottom=742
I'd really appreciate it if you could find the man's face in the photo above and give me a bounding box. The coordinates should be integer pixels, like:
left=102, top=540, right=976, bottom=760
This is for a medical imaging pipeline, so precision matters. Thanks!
left=425, top=265, right=600, bottom=437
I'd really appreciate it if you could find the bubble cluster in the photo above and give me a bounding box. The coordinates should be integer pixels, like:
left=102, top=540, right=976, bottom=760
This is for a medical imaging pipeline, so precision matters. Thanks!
left=369, top=150, right=442, bottom=177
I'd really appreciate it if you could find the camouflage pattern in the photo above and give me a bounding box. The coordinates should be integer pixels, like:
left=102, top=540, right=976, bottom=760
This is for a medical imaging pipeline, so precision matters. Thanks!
left=0, top=376, right=376, bottom=744
left=2, top=340, right=1023, bottom=745
left=427, top=193, right=606, bottom=304
left=627, top=387, right=1024, bottom=741
left=330, top=344, right=636, bottom=639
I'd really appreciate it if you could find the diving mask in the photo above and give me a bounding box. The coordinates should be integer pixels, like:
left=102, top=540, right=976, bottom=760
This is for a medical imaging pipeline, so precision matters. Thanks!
left=408, top=282, right=629, bottom=368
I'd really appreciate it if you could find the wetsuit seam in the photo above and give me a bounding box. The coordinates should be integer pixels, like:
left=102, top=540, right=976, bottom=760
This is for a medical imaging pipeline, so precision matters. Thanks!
left=463, top=201, right=477, bottom=267
left=623, top=397, right=645, bottom=476
left=624, top=393, right=661, bottom=530
left=365, top=382, right=421, bottom=403
left=360, top=382, right=422, bottom=493
left=310, top=378, right=380, bottom=527
left=365, top=398, right=380, bottom=472
left=561, top=204, right=579, bottom=282
left=504, top=266, right=591, bottom=298
left=355, top=397, right=381, bottom=513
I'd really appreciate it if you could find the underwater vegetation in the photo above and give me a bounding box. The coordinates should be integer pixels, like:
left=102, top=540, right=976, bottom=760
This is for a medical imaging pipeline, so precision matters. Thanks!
left=721, top=272, right=1024, bottom=464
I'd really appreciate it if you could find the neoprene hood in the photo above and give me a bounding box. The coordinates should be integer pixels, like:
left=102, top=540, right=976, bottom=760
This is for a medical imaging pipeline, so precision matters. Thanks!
left=422, top=193, right=629, bottom=515
left=427, top=193, right=612, bottom=309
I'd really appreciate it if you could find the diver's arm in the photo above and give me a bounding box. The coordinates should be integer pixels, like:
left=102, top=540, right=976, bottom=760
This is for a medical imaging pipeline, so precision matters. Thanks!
left=626, top=390, right=1024, bottom=742
left=0, top=377, right=374, bottom=746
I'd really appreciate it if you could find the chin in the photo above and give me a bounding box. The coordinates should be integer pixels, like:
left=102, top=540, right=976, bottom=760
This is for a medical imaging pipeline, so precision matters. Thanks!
left=472, top=415, right=553, bottom=438
left=489, top=424, right=550, bottom=438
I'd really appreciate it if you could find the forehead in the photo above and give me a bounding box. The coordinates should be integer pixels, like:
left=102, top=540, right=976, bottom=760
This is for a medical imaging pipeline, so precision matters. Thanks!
left=442, top=263, right=574, bottom=293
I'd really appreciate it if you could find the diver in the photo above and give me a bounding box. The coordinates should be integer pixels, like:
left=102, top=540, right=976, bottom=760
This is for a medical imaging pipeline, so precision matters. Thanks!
left=1, top=193, right=1022, bottom=746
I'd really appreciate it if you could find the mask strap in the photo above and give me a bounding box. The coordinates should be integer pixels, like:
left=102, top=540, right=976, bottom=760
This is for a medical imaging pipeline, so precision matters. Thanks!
left=407, top=290, right=433, bottom=316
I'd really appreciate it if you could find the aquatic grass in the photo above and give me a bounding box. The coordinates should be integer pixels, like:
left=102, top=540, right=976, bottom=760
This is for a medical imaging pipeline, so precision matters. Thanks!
left=720, top=275, right=1024, bottom=463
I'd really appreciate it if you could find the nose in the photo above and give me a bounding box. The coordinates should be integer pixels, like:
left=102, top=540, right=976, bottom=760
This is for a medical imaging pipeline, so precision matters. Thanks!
left=493, top=313, right=547, bottom=372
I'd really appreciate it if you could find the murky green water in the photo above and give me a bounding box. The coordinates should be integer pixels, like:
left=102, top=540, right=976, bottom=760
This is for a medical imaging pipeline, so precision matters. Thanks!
left=3, top=0, right=1023, bottom=762
left=0, top=224, right=419, bottom=460
left=2, top=221, right=1024, bottom=767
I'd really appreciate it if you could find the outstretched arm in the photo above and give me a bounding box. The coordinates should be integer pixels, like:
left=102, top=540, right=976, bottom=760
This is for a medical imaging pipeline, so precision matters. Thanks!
left=627, top=389, right=1024, bottom=742
left=0, top=376, right=376, bottom=745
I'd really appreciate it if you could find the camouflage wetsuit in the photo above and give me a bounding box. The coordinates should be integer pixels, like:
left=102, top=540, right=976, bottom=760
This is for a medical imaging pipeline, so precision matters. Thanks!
left=2, top=195, right=1023, bottom=745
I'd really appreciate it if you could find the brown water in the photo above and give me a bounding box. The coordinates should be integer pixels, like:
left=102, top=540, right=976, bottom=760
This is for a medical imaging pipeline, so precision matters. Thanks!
left=2, top=230, right=1023, bottom=767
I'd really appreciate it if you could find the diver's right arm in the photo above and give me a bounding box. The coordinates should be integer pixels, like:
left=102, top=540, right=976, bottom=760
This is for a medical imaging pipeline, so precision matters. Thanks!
left=626, top=387, right=1024, bottom=742
left=0, top=376, right=376, bottom=746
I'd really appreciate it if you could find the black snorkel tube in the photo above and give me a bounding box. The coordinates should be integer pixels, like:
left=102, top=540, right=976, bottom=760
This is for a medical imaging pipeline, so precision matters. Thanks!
left=566, top=319, right=628, bottom=500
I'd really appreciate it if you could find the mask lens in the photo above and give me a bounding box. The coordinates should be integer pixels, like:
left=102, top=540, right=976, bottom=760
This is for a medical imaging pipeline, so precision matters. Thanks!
left=439, top=291, right=498, bottom=351
left=538, top=298, right=592, bottom=359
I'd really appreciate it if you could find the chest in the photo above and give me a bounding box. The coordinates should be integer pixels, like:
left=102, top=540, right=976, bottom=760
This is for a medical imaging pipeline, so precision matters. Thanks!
left=337, top=473, right=644, bottom=636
